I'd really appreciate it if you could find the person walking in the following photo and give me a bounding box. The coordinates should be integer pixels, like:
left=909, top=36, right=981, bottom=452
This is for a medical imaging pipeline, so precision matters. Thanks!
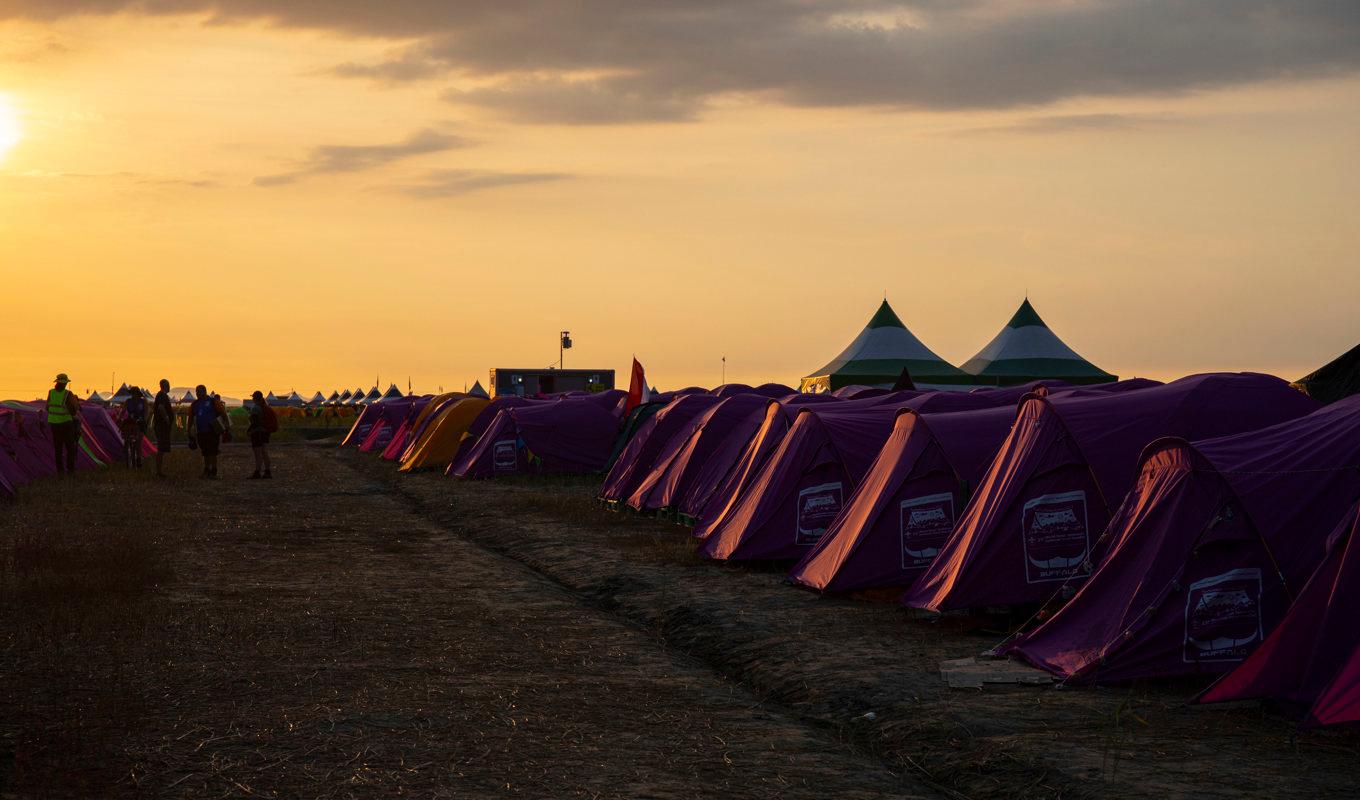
left=247, top=390, right=275, bottom=479
left=121, top=386, right=148, bottom=468
left=44, top=372, right=82, bottom=477
left=152, top=379, right=174, bottom=477
left=187, top=385, right=226, bottom=479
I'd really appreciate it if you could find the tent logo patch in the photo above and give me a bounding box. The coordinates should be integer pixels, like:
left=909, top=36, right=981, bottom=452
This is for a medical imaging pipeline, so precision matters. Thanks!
left=899, top=492, right=955, bottom=570
left=796, top=482, right=843, bottom=546
left=492, top=439, right=518, bottom=473
left=1183, top=568, right=1263, bottom=663
left=1021, top=490, right=1091, bottom=584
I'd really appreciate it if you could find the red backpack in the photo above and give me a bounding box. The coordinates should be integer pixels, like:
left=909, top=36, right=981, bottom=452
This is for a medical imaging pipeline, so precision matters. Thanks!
left=263, top=405, right=279, bottom=434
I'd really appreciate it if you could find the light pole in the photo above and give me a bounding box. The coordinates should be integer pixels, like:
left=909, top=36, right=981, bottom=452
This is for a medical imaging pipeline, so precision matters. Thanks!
left=721, top=356, right=726, bottom=385
left=559, top=331, right=572, bottom=368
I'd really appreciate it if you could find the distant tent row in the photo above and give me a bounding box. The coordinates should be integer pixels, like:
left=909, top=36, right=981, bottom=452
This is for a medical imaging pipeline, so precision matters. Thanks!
left=341, top=386, right=632, bottom=478
left=799, top=298, right=1116, bottom=392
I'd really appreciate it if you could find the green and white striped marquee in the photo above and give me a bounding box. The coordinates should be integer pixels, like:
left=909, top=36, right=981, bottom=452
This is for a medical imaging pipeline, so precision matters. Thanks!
left=801, top=300, right=971, bottom=392
left=962, top=299, right=1116, bottom=386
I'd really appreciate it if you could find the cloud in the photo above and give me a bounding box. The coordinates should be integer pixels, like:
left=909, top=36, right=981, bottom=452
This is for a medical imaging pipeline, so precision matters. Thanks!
left=393, top=168, right=572, bottom=198
left=444, top=79, right=699, bottom=124
left=957, top=113, right=1180, bottom=136
left=6, top=1, right=1360, bottom=124
left=329, top=49, right=445, bottom=83
left=253, top=128, right=465, bottom=186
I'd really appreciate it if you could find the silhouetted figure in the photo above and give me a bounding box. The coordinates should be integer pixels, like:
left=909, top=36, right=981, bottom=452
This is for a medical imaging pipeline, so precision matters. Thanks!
left=187, top=385, right=226, bottom=479
left=122, top=385, right=148, bottom=468
left=152, top=379, right=174, bottom=477
left=45, top=372, right=81, bottom=476
left=248, top=390, right=275, bottom=479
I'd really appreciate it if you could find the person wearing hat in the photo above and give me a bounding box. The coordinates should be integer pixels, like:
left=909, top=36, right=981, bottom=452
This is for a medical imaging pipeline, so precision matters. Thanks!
left=44, top=373, right=82, bottom=476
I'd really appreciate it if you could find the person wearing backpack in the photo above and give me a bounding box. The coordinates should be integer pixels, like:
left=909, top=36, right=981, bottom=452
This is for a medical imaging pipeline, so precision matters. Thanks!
left=247, top=390, right=277, bottom=479
left=187, top=385, right=227, bottom=479
left=121, top=386, right=149, bottom=468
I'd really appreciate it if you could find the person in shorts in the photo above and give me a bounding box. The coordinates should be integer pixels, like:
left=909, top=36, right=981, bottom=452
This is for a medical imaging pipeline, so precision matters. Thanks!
left=152, top=379, right=174, bottom=477
left=187, top=385, right=226, bottom=479
left=247, top=390, right=274, bottom=479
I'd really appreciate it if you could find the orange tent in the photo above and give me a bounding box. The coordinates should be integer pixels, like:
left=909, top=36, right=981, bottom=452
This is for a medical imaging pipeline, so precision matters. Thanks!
left=398, top=397, right=490, bottom=472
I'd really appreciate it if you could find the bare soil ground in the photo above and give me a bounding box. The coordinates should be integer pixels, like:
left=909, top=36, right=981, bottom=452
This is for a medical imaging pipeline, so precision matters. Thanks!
left=360, top=453, right=1360, bottom=800
left=0, top=444, right=928, bottom=798
left=3, top=442, right=1357, bottom=798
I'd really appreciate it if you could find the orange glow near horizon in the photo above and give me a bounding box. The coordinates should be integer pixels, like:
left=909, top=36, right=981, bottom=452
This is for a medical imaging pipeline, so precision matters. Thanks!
left=0, top=12, right=1357, bottom=400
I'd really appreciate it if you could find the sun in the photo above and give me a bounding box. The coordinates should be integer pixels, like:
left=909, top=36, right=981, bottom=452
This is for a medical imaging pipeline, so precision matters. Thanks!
left=0, top=94, right=22, bottom=160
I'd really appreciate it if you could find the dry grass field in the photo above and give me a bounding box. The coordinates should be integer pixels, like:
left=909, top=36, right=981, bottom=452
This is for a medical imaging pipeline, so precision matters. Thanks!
left=2, top=441, right=1357, bottom=798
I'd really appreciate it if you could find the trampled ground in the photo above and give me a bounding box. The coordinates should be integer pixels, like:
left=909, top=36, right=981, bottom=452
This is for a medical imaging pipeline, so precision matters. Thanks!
left=2, top=442, right=1357, bottom=798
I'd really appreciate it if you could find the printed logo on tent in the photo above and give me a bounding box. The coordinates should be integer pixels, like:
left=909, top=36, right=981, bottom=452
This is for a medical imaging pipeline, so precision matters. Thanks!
left=899, top=492, right=955, bottom=571
left=796, top=482, right=844, bottom=546
left=1021, top=490, right=1091, bottom=584
left=1183, top=568, right=1263, bottom=663
left=493, top=439, right=518, bottom=473
left=373, top=427, right=395, bottom=448
left=355, top=423, right=375, bottom=438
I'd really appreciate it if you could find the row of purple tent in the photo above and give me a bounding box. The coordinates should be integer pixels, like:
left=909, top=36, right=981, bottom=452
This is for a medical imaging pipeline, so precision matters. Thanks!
left=0, top=400, right=152, bottom=497
left=596, top=374, right=1360, bottom=727
left=341, top=388, right=637, bottom=477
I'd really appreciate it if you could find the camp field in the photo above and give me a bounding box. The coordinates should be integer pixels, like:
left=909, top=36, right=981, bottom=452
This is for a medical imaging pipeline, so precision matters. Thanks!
left=1, top=441, right=1357, bottom=799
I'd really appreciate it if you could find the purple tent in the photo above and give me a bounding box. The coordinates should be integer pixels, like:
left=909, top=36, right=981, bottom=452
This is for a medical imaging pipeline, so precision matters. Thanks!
left=832, top=385, right=890, bottom=399
left=710, top=382, right=796, bottom=399
left=341, top=402, right=384, bottom=447
left=790, top=379, right=1164, bottom=594
left=671, top=394, right=838, bottom=522
left=442, top=396, right=536, bottom=473
left=450, top=397, right=623, bottom=479
left=79, top=405, right=125, bottom=464
left=626, top=394, right=774, bottom=514
left=600, top=394, right=723, bottom=504
left=694, top=393, right=889, bottom=538
left=379, top=395, right=436, bottom=461
left=0, top=401, right=103, bottom=481
left=359, top=396, right=419, bottom=453
left=968, top=380, right=1071, bottom=401
left=1006, top=394, right=1360, bottom=684
left=698, top=392, right=1004, bottom=562
left=1197, top=501, right=1360, bottom=725
left=905, top=374, right=1320, bottom=613
left=711, top=383, right=754, bottom=398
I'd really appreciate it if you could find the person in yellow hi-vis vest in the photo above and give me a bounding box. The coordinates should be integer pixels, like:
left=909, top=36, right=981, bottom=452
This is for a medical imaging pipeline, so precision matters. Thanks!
left=44, top=372, right=82, bottom=476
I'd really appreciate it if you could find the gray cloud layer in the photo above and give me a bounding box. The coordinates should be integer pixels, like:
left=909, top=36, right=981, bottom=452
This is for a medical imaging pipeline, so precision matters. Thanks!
left=5, top=1, right=1359, bottom=123
left=254, top=128, right=464, bottom=186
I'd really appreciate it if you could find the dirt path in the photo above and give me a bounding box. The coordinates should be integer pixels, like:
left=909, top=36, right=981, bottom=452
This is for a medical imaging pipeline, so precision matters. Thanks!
left=358, top=451, right=1360, bottom=800
left=0, top=444, right=933, bottom=798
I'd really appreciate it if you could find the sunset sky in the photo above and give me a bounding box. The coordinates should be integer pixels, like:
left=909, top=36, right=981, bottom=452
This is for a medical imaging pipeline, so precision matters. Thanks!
left=1, top=2, right=1357, bottom=399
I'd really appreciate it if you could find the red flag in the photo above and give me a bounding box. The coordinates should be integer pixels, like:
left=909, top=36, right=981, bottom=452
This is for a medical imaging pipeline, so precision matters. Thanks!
left=626, top=358, right=648, bottom=413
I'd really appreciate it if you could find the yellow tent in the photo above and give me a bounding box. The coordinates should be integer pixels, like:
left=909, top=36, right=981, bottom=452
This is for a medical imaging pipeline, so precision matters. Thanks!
left=398, top=397, right=490, bottom=472
left=394, top=392, right=465, bottom=463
